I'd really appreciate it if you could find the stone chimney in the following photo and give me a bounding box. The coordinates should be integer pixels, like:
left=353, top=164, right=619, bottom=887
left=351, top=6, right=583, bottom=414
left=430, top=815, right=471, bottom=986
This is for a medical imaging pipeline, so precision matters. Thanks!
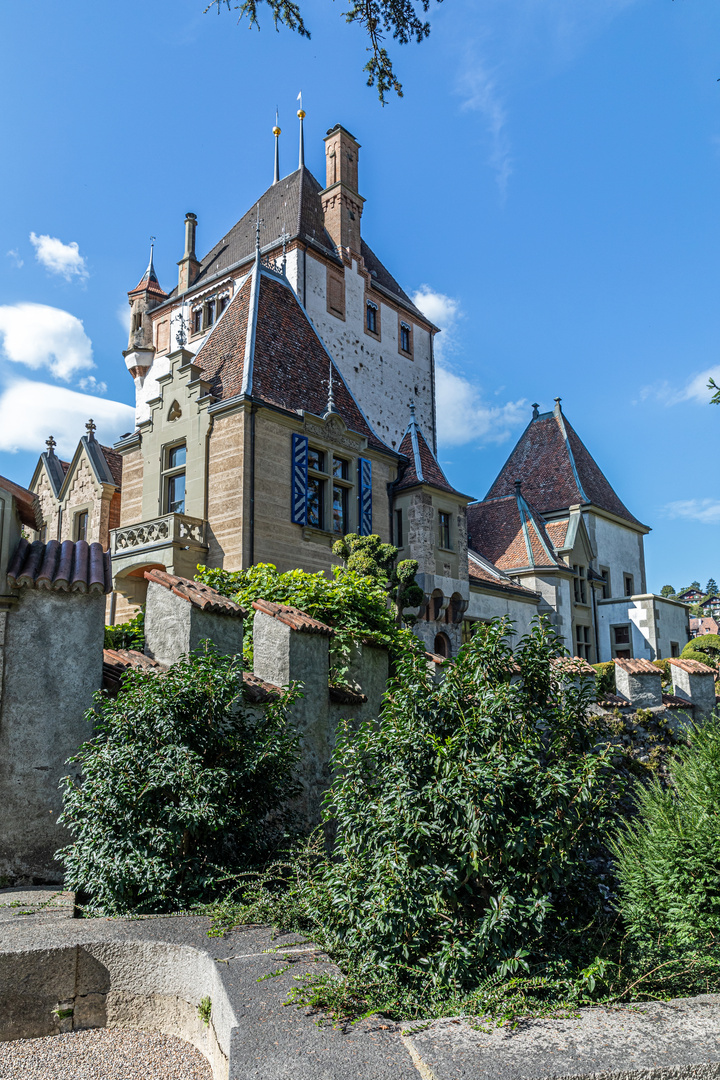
left=177, top=213, right=200, bottom=293
left=321, top=125, right=365, bottom=257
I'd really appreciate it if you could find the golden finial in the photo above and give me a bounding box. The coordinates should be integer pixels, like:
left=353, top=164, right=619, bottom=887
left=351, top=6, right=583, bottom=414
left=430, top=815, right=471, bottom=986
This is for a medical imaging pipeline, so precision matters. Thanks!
left=297, top=109, right=305, bottom=119
left=273, top=125, right=281, bottom=136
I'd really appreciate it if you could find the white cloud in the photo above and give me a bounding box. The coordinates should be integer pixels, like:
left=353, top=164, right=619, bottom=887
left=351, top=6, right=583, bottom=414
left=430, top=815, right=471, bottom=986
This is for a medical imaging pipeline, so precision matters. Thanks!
left=458, top=57, right=512, bottom=200
left=0, top=303, right=93, bottom=380
left=117, top=303, right=132, bottom=335
left=78, top=375, right=108, bottom=394
left=412, top=286, right=460, bottom=361
left=435, top=365, right=528, bottom=446
left=642, top=364, right=720, bottom=406
left=0, top=378, right=134, bottom=457
left=665, top=499, right=720, bottom=526
left=30, top=232, right=88, bottom=281
left=6, top=249, right=23, bottom=269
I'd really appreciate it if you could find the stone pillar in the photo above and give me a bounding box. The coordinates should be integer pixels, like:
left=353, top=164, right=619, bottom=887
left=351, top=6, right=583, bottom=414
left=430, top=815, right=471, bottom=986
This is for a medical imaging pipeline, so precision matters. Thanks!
left=668, top=658, right=717, bottom=718
left=614, top=658, right=662, bottom=709
left=143, top=571, right=244, bottom=667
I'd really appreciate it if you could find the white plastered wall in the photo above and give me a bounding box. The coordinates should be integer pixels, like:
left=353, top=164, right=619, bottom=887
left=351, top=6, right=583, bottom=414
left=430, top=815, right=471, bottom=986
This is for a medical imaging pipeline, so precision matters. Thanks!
left=596, top=595, right=690, bottom=662
left=464, top=589, right=539, bottom=642
left=585, top=512, right=646, bottom=597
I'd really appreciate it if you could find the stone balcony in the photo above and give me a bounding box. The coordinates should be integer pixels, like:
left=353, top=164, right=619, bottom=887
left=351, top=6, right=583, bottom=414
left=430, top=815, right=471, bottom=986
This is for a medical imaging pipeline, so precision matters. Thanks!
left=110, top=513, right=209, bottom=601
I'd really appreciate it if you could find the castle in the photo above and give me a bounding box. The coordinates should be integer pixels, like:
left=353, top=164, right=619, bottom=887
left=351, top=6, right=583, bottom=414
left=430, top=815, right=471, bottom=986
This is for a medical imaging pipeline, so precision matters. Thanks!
left=23, top=116, right=689, bottom=663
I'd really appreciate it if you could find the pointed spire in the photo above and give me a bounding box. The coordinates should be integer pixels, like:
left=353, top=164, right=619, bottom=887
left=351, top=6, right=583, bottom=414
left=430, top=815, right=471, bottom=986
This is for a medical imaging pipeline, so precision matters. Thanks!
left=45, top=435, right=57, bottom=456
left=297, top=92, right=305, bottom=169
left=554, top=396, right=562, bottom=416
left=273, top=110, right=281, bottom=184
left=130, top=235, right=166, bottom=297
left=325, top=360, right=338, bottom=417
left=409, top=400, right=417, bottom=424
left=532, top=402, right=539, bottom=420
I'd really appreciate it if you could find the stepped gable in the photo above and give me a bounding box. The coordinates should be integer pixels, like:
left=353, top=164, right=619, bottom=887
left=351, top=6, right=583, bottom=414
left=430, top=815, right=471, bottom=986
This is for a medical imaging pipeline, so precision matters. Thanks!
left=7, top=538, right=112, bottom=593
left=395, top=412, right=463, bottom=495
left=195, top=263, right=392, bottom=454
left=467, top=549, right=539, bottom=598
left=0, top=474, right=41, bottom=530
left=467, top=489, right=565, bottom=573
left=144, top=569, right=245, bottom=617
left=485, top=405, right=644, bottom=527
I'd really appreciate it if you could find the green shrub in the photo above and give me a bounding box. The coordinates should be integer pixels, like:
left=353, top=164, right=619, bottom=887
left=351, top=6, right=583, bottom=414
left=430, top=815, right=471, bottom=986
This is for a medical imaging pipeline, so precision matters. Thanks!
left=320, top=618, right=622, bottom=989
left=57, top=647, right=300, bottom=915
left=682, top=634, right=720, bottom=666
left=652, top=659, right=672, bottom=687
left=104, top=608, right=145, bottom=651
left=195, top=561, right=401, bottom=681
left=612, top=716, right=720, bottom=946
left=593, top=661, right=616, bottom=698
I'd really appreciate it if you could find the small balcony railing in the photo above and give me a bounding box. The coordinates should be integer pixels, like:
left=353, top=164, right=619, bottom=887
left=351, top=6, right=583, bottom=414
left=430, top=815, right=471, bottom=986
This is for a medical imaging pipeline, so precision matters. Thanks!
left=111, top=513, right=207, bottom=557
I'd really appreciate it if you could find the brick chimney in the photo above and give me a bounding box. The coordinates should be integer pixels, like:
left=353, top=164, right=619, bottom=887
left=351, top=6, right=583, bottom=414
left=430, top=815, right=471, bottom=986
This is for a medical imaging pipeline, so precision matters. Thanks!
left=321, top=125, right=365, bottom=257
left=177, top=212, right=200, bottom=292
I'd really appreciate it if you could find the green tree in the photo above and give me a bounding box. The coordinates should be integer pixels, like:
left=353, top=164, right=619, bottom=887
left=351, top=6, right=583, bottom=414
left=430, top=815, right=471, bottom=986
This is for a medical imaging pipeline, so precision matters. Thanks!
left=57, top=647, right=300, bottom=915
left=612, top=717, right=720, bottom=946
left=681, top=633, right=720, bottom=669
left=709, top=376, right=719, bottom=405
left=321, top=618, right=621, bottom=989
left=332, top=532, right=424, bottom=626
left=706, top=578, right=718, bottom=596
left=206, top=0, right=440, bottom=102
left=660, top=585, right=676, bottom=598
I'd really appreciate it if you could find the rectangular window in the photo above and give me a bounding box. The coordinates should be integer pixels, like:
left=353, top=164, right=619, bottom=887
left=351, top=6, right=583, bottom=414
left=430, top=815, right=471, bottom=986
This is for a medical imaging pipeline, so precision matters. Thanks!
left=400, top=322, right=411, bottom=354
left=573, top=564, right=587, bottom=604
left=327, top=270, right=346, bottom=319
left=307, top=476, right=325, bottom=529
left=332, top=456, right=348, bottom=479
left=671, top=641, right=680, bottom=657
left=332, top=484, right=348, bottom=535
left=395, top=508, right=403, bottom=548
left=192, top=309, right=203, bottom=335
left=575, top=624, right=591, bottom=660
left=438, top=511, right=451, bottom=550
left=612, top=624, right=632, bottom=659
left=366, top=301, right=378, bottom=334
left=218, top=294, right=229, bottom=316
left=162, top=442, right=187, bottom=515
left=624, top=573, right=635, bottom=597
left=203, top=299, right=216, bottom=330
left=308, top=448, right=325, bottom=473
left=600, top=567, right=610, bottom=599
left=74, top=510, right=88, bottom=542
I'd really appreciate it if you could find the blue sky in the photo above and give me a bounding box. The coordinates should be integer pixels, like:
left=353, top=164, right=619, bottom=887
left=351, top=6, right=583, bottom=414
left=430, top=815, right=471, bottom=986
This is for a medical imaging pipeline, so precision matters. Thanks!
left=1, top=0, right=718, bottom=592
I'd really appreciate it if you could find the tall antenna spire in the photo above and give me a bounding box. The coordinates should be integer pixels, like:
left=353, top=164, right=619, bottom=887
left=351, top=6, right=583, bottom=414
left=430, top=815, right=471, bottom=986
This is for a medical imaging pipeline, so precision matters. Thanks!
left=297, top=91, right=305, bottom=169
left=325, top=359, right=338, bottom=417
left=273, top=109, right=281, bottom=184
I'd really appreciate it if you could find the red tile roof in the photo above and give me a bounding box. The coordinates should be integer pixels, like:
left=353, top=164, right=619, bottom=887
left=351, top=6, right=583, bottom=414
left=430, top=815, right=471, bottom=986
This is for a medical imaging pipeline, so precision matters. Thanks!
left=242, top=672, right=281, bottom=703
left=467, top=490, right=565, bottom=573
left=196, top=264, right=391, bottom=455
left=668, top=657, right=716, bottom=675
left=99, top=445, right=123, bottom=488
left=0, top=474, right=40, bottom=530
left=614, top=657, right=661, bottom=675
left=485, top=407, right=644, bottom=527
left=395, top=413, right=464, bottom=495
left=7, top=539, right=111, bottom=594
left=103, top=648, right=165, bottom=693
left=144, top=569, right=245, bottom=617
left=467, top=550, right=540, bottom=599
left=544, top=519, right=569, bottom=550
left=551, top=656, right=596, bottom=677
left=252, top=599, right=334, bottom=635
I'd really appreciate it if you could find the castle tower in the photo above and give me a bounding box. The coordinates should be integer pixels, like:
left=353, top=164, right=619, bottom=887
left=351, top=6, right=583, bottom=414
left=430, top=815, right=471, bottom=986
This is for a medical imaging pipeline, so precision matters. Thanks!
left=123, top=243, right=167, bottom=388
left=321, top=125, right=365, bottom=256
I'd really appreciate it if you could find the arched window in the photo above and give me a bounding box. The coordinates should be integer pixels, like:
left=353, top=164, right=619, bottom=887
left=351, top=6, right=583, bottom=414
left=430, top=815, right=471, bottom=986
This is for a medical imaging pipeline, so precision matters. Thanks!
left=434, top=632, right=451, bottom=658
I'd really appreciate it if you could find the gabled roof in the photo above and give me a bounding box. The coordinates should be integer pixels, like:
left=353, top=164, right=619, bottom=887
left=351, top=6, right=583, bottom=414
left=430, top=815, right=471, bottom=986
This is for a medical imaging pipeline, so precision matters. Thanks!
left=164, top=167, right=427, bottom=320
left=395, top=407, right=468, bottom=496
left=7, top=538, right=112, bottom=593
left=467, top=549, right=540, bottom=600
left=144, top=569, right=245, bottom=617
left=194, top=256, right=393, bottom=456
left=485, top=402, right=646, bottom=528
left=0, top=474, right=40, bottom=530
left=467, top=485, right=567, bottom=573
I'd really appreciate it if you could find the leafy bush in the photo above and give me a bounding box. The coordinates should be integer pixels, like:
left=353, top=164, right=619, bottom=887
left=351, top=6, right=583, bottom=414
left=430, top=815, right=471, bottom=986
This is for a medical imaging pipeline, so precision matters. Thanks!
left=104, top=607, right=145, bottom=650
left=57, top=647, right=300, bottom=915
left=682, top=634, right=720, bottom=664
left=331, top=533, right=424, bottom=625
left=593, top=661, right=616, bottom=698
left=320, top=618, right=622, bottom=990
left=195, top=561, right=401, bottom=680
left=612, top=717, right=720, bottom=946
left=652, top=659, right=672, bottom=687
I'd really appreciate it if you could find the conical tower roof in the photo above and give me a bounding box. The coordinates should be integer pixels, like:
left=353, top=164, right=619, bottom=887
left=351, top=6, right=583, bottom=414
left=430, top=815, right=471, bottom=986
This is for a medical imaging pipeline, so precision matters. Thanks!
left=129, top=243, right=167, bottom=299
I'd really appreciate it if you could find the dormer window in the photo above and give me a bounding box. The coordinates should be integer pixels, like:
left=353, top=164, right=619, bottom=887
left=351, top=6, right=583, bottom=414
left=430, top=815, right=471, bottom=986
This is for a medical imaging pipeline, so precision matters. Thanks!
left=203, top=299, right=216, bottom=330
left=366, top=300, right=378, bottom=335
left=192, top=308, right=202, bottom=335
left=218, top=294, right=229, bottom=316
left=438, top=511, right=451, bottom=550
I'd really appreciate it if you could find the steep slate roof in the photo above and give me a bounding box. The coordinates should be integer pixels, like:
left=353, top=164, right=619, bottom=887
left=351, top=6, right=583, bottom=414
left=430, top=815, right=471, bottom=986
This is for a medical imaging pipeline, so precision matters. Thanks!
left=395, top=408, right=467, bottom=495
left=467, top=488, right=566, bottom=573
left=165, top=167, right=426, bottom=320
left=195, top=258, right=392, bottom=455
left=129, top=246, right=167, bottom=300
left=7, top=538, right=112, bottom=593
left=467, top=549, right=540, bottom=599
left=485, top=405, right=645, bottom=528
left=0, top=474, right=40, bottom=530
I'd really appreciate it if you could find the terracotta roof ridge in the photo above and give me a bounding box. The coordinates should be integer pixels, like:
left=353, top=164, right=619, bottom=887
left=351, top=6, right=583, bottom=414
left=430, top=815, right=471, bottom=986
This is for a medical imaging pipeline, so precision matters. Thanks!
left=667, top=657, right=716, bottom=675
left=614, top=657, right=661, bottom=675
left=144, top=569, right=246, bottom=616
left=252, top=598, right=334, bottom=635
left=7, top=538, right=111, bottom=593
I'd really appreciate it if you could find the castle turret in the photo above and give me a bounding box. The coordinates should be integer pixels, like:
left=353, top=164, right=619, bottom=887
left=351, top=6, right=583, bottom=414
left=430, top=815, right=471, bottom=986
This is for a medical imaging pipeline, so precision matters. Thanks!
left=123, top=242, right=167, bottom=386
left=321, top=125, right=365, bottom=256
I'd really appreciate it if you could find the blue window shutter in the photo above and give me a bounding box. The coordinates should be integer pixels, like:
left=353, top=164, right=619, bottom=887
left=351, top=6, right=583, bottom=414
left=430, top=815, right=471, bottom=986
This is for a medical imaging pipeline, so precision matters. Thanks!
left=291, top=434, right=308, bottom=525
left=358, top=457, right=372, bottom=535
